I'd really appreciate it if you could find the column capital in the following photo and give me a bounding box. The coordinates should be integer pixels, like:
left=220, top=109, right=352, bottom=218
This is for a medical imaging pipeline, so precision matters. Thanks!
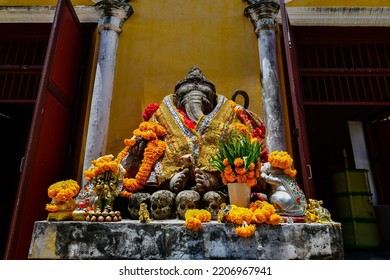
left=95, top=0, right=134, bottom=33
left=243, top=0, right=280, bottom=35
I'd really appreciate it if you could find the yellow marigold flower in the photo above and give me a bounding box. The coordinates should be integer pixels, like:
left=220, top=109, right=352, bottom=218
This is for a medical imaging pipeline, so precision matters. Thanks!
left=269, top=151, right=293, bottom=169
left=235, top=224, right=256, bottom=238
left=249, top=200, right=263, bottom=211
left=226, top=206, right=253, bottom=225
left=229, top=123, right=248, bottom=136
left=234, top=158, right=244, bottom=167
left=250, top=137, right=259, bottom=144
left=252, top=209, right=267, bottom=224
left=47, top=179, right=80, bottom=203
left=45, top=204, right=59, bottom=212
left=185, top=209, right=211, bottom=222
left=269, top=213, right=283, bottom=225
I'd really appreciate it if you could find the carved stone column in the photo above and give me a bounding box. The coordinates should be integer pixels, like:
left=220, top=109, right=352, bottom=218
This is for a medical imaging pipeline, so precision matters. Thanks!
left=244, top=0, right=286, bottom=152
left=83, top=0, right=133, bottom=183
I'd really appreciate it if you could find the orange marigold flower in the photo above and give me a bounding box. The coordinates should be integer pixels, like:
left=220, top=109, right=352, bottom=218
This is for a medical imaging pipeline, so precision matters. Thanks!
left=284, top=167, right=297, bottom=177
left=248, top=162, right=255, bottom=171
left=268, top=150, right=293, bottom=169
left=253, top=209, right=267, bottom=224
left=246, top=178, right=257, bottom=187
left=236, top=174, right=248, bottom=183
left=45, top=204, right=59, bottom=212
left=235, top=166, right=246, bottom=175
left=235, top=224, right=256, bottom=238
left=224, top=165, right=234, bottom=174
left=185, top=217, right=202, bottom=231
left=269, top=213, right=283, bottom=225
left=229, top=123, right=248, bottom=136
left=120, top=190, right=132, bottom=198
left=234, top=158, right=244, bottom=167
left=124, top=138, right=136, bottom=147
left=246, top=171, right=255, bottom=179
left=225, top=172, right=237, bottom=183
left=221, top=174, right=228, bottom=185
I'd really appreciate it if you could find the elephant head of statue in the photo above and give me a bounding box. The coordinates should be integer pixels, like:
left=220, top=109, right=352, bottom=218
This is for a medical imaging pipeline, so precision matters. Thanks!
left=173, top=66, right=217, bottom=123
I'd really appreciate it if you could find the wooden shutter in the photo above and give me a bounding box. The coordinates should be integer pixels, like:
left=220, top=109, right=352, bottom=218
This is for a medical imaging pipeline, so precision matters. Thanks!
left=280, top=1, right=315, bottom=198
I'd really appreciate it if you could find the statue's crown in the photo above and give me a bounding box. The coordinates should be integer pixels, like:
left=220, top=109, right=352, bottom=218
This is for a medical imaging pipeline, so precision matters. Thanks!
left=174, top=66, right=216, bottom=94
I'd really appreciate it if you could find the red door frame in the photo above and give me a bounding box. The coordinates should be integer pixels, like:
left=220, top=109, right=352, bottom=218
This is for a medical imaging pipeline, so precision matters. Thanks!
left=280, top=1, right=316, bottom=199
left=5, top=0, right=84, bottom=259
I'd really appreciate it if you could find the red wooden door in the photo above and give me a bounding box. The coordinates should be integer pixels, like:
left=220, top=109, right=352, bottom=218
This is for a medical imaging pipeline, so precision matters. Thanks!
left=5, top=0, right=83, bottom=259
left=280, top=1, right=315, bottom=199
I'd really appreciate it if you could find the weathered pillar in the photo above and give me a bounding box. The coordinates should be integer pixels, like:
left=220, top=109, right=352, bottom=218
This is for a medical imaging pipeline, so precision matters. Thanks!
left=83, top=0, right=133, bottom=182
left=244, top=0, right=286, bottom=152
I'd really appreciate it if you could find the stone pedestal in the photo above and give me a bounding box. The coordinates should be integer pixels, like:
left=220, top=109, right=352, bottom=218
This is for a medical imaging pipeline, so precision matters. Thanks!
left=29, top=220, right=344, bottom=259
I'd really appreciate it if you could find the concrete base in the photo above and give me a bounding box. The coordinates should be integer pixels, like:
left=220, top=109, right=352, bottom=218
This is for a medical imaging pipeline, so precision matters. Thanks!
left=29, top=220, right=344, bottom=260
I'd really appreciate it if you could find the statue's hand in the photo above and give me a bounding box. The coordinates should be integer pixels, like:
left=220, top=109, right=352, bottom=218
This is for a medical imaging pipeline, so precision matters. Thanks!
left=260, top=162, right=282, bottom=185
left=261, top=172, right=282, bottom=185
left=130, top=136, right=148, bottom=157
left=194, top=168, right=220, bottom=194
left=194, top=168, right=210, bottom=194
left=169, top=168, right=190, bottom=193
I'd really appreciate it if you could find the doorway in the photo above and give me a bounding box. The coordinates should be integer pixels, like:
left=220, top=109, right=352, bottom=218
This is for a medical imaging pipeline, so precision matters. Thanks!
left=1, top=15, right=96, bottom=258
left=292, top=26, right=390, bottom=248
left=0, top=104, right=33, bottom=258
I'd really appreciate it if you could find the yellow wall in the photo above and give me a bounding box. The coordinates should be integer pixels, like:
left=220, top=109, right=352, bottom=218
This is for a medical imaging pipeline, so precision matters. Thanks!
left=106, top=0, right=262, bottom=155
left=1, top=0, right=387, bottom=7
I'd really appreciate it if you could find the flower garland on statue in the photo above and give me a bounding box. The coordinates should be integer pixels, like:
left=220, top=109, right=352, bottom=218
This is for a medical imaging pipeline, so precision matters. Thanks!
left=45, top=179, right=80, bottom=212
left=83, top=154, right=121, bottom=182
left=268, top=150, right=297, bottom=177
left=116, top=121, right=167, bottom=198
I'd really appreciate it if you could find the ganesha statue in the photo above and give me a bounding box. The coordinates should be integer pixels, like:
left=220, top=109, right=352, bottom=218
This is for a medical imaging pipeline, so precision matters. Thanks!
left=119, top=66, right=267, bottom=220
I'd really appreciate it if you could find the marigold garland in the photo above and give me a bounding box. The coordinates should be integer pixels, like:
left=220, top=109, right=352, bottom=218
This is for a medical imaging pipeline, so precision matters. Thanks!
left=268, top=150, right=297, bottom=177
left=118, top=122, right=167, bottom=196
left=185, top=209, right=212, bottom=231
left=235, top=223, right=256, bottom=238
left=224, top=201, right=283, bottom=237
left=84, top=155, right=120, bottom=182
left=47, top=179, right=80, bottom=204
